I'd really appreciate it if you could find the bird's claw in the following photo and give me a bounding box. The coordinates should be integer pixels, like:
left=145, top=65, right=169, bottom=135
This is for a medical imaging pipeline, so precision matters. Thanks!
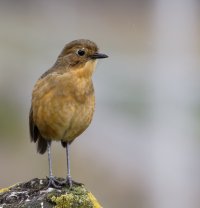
left=46, top=176, right=83, bottom=189
left=47, top=176, right=63, bottom=189
left=65, top=176, right=83, bottom=189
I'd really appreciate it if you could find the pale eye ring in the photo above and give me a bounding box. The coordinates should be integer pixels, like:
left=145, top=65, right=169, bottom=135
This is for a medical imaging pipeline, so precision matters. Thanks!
left=76, top=49, right=85, bottom=56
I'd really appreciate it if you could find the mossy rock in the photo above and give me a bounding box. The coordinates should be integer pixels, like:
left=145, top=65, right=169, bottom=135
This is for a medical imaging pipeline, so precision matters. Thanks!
left=0, top=178, right=102, bottom=208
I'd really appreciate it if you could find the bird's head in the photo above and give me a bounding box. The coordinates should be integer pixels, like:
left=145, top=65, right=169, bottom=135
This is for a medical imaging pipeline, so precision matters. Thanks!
left=57, top=39, right=108, bottom=67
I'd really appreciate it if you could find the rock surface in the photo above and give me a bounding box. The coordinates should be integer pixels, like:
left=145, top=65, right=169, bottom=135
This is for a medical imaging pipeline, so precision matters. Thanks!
left=0, top=178, right=102, bottom=208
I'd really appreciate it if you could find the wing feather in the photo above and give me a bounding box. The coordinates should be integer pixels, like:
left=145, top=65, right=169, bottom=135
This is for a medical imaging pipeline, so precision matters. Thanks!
left=29, top=106, right=48, bottom=154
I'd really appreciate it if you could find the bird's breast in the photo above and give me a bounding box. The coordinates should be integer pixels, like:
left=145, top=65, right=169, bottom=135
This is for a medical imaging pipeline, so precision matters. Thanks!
left=32, top=70, right=95, bottom=142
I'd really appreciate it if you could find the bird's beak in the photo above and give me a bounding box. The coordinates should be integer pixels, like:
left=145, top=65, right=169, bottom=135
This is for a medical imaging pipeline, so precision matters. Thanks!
left=90, top=52, right=108, bottom=59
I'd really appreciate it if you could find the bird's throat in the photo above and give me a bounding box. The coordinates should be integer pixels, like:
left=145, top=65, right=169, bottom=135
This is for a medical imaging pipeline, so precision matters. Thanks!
left=73, top=60, right=97, bottom=78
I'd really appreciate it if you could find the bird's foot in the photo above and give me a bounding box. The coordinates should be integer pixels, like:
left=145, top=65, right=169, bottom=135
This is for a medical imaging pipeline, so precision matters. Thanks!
left=65, top=175, right=83, bottom=189
left=47, top=176, right=64, bottom=189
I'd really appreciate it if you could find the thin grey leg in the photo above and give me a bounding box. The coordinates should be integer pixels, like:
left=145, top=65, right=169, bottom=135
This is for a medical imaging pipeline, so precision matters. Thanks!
left=66, top=142, right=72, bottom=187
left=47, top=141, right=53, bottom=177
left=47, top=141, right=62, bottom=189
left=65, top=142, right=82, bottom=188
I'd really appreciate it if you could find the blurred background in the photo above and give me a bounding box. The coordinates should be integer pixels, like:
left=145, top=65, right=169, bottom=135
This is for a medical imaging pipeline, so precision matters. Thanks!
left=0, top=0, right=200, bottom=207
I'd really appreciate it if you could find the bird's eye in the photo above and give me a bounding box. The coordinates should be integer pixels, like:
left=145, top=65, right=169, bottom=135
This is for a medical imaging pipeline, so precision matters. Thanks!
left=76, top=49, right=85, bottom=56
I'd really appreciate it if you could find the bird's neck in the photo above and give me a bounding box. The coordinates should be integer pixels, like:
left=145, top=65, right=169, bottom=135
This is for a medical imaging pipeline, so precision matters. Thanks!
left=72, top=60, right=97, bottom=79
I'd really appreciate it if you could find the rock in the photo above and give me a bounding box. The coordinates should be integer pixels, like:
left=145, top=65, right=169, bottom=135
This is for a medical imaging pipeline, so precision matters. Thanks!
left=0, top=178, right=102, bottom=208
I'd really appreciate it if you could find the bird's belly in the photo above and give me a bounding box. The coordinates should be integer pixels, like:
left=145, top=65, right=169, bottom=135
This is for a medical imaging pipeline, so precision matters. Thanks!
left=34, top=92, right=95, bottom=142
left=63, top=101, right=95, bottom=142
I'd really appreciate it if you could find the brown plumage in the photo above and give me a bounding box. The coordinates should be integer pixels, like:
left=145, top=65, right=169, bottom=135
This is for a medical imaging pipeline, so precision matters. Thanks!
left=29, top=39, right=108, bottom=188
left=29, top=39, right=108, bottom=154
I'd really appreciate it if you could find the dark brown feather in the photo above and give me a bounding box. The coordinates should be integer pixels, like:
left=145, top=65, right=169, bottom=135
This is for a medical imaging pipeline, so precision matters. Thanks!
left=29, top=106, right=48, bottom=154
left=37, top=137, right=48, bottom=154
left=29, top=107, right=38, bottom=142
left=61, top=140, right=67, bottom=147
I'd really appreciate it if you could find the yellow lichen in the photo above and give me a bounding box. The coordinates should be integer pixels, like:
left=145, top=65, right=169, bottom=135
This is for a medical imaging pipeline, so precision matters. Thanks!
left=51, top=194, right=74, bottom=208
left=50, top=186, right=102, bottom=208
left=0, top=184, right=18, bottom=194
left=0, top=187, right=10, bottom=194
left=87, top=192, right=103, bottom=208
left=50, top=192, right=92, bottom=208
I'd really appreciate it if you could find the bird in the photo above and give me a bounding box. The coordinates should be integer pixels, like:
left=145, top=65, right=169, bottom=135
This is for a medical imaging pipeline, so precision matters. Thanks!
left=29, top=39, right=108, bottom=188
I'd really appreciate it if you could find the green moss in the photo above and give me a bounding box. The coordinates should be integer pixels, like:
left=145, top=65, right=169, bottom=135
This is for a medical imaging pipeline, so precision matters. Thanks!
left=49, top=185, right=102, bottom=208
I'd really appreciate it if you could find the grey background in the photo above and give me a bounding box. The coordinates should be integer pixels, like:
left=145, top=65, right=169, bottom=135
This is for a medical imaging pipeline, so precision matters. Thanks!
left=0, top=1, right=200, bottom=207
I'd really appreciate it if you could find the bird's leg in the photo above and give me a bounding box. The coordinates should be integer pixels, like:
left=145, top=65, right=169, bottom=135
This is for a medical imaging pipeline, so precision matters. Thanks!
left=47, top=141, right=62, bottom=189
left=65, top=142, right=83, bottom=188
left=66, top=141, right=72, bottom=187
left=47, top=141, right=53, bottom=178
